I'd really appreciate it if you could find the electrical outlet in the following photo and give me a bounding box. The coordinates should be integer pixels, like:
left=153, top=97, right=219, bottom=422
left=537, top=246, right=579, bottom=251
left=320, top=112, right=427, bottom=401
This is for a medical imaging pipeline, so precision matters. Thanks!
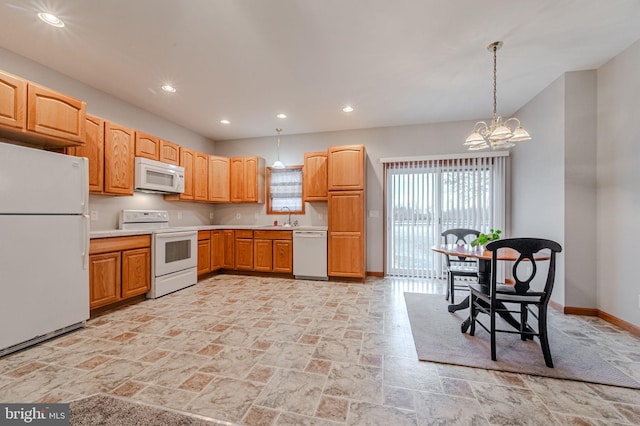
left=209, top=212, right=214, bottom=219
left=318, top=213, right=323, bottom=221
left=177, top=211, right=183, bottom=220
left=90, top=210, right=98, bottom=221
left=235, top=213, right=241, bottom=220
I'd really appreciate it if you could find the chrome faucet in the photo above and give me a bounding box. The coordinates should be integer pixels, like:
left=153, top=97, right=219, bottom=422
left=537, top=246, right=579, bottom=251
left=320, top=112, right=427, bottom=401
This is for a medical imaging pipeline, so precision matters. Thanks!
left=282, top=206, right=292, bottom=226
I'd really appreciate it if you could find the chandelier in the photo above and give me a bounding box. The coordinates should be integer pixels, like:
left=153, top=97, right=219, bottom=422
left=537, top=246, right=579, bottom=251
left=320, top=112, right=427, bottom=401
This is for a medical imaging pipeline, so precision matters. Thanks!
left=464, top=41, right=531, bottom=151
left=272, top=128, right=285, bottom=169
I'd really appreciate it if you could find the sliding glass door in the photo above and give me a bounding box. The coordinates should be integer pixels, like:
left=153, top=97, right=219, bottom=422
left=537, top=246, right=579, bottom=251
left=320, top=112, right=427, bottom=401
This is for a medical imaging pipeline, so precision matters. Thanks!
left=385, top=154, right=507, bottom=278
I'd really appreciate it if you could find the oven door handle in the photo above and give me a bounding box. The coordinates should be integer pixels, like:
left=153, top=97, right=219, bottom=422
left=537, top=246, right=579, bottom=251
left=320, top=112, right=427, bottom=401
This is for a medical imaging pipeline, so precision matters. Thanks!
left=155, top=230, right=197, bottom=239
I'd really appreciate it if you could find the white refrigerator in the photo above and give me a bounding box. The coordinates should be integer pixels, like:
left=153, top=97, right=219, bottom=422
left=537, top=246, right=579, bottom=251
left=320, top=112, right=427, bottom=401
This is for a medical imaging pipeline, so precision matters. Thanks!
left=0, top=142, right=90, bottom=356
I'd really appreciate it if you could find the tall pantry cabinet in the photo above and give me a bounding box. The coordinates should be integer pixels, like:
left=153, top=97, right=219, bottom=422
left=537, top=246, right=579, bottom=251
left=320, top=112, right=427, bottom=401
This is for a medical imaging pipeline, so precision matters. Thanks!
left=327, top=144, right=366, bottom=279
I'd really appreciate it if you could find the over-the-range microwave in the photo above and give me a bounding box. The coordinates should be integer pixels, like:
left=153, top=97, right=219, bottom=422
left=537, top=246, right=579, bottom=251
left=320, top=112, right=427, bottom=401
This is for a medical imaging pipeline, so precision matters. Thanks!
left=134, top=157, right=185, bottom=194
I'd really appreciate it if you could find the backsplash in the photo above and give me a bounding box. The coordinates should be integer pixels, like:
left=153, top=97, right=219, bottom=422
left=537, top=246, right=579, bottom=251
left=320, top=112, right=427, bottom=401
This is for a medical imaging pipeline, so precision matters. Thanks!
left=213, top=202, right=328, bottom=227
left=88, top=192, right=327, bottom=231
left=88, top=192, right=214, bottom=231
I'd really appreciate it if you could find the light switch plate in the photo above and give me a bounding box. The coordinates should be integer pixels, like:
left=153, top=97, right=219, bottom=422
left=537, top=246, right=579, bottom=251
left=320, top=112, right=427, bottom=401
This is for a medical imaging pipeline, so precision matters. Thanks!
left=209, top=212, right=214, bottom=219
left=368, top=210, right=380, bottom=218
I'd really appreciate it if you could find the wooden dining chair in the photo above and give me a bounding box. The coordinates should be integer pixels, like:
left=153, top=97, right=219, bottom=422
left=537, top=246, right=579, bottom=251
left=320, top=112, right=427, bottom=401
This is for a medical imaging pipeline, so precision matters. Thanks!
left=441, top=228, right=480, bottom=304
left=468, top=238, right=562, bottom=367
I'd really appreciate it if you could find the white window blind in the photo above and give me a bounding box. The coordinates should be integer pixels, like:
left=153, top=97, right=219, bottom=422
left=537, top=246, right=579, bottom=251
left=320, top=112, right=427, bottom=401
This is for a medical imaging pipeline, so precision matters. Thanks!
left=269, top=167, right=303, bottom=213
left=384, top=154, right=508, bottom=278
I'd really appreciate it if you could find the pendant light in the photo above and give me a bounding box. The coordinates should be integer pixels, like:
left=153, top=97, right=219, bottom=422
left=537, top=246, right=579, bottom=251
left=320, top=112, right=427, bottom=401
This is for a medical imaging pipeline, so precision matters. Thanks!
left=272, top=128, right=285, bottom=169
left=464, top=41, right=531, bottom=150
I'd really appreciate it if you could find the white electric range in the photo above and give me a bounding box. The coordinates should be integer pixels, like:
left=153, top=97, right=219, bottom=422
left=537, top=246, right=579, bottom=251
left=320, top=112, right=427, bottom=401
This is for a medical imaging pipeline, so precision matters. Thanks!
left=119, top=210, right=198, bottom=298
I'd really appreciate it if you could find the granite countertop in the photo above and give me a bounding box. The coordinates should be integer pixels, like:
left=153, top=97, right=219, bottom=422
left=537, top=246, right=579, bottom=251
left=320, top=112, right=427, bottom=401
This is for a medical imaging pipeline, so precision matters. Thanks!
left=90, top=224, right=328, bottom=239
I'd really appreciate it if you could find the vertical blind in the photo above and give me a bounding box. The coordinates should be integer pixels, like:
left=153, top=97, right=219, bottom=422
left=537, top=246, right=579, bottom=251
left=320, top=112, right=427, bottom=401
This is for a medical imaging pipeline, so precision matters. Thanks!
left=383, top=153, right=508, bottom=278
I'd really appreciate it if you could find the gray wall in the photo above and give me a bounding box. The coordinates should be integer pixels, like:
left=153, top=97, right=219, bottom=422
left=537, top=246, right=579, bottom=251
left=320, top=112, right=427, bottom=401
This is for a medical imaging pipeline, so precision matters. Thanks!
left=510, top=75, right=567, bottom=306
left=564, top=71, right=597, bottom=310
left=215, top=121, right=478, bottom=273
left=597, top=39, right=640, bottom=326
left=0, top=48, right=216, bottom=230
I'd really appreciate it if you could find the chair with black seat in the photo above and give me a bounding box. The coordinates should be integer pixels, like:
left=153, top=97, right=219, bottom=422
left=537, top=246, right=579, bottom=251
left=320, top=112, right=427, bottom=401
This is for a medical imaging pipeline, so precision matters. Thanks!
left=468, top=238, right=562, bottom=368
left=441, top=228, right=480, bottom=304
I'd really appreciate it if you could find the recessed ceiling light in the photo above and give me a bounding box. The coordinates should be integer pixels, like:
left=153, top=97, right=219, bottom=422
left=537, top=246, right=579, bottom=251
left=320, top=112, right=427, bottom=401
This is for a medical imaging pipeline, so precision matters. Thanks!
left=342, top=106, right=354, bottom=113
left=276, top=113, right=287, bottom=119
left=161, top=84, right=176, bottom=93
left=38, top=12, right=64, bottom=28
left=220, top=119, right=230, bottom=125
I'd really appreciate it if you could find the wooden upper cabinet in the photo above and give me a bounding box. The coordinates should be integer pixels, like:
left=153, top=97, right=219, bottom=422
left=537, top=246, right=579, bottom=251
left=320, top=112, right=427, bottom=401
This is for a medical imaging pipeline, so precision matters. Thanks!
left=27, top=82, right=86, bottom=145
left=0, top=69, right=26, bottom=130
left=327, top=145, right=365, bottom=191
left=208, top=155, right=230, bottom=202
left=179, top=147, right=196, bottom=200
left=134, top=131, right=160, bottom=160
left=230, top=157, right=244, bottom=202
left=160, top=140, right=179, bottom=165
left=67, top=114, right=104, bottom=193
left=104, top=121, right=135, bottom=195
left=303, top=152, right=328, bottom=201
left=230, top=156, right=265, bottom=203
left=194, top=151, right=209, bottom=201
left=243, top=157, right=261, bottom=202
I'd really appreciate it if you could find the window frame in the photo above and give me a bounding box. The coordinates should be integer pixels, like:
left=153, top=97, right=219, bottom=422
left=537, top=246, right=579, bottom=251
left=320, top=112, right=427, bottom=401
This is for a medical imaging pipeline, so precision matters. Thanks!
left=266, top=165, right=305, bottom=215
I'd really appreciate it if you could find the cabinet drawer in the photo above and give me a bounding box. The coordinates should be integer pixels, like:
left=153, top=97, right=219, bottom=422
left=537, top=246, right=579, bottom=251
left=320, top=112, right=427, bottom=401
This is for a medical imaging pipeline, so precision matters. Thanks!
left=198, top=230, right=211, bottom=241
left=235, top=229, right=253, bottom=239
left=90, top=235, right=151, bottom=255
left=253, top=230, right=292, bottom=240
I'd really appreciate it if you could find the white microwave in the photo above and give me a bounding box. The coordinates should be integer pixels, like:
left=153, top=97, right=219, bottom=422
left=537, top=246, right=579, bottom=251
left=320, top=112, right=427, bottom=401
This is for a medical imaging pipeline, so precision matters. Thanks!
left=134, top=157, right=185, bottom=194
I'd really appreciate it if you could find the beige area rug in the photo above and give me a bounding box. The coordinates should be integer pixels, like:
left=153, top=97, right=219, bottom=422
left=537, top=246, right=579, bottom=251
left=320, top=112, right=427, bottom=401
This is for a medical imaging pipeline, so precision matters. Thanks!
left=69, top=394, right=230, bottom=426
left=404, top=292, right=640, bottom=389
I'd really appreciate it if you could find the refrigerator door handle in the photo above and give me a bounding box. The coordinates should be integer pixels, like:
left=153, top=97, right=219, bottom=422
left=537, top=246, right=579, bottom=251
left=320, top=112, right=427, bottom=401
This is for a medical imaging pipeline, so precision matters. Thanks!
left=82, top=214, right=90, bottom=270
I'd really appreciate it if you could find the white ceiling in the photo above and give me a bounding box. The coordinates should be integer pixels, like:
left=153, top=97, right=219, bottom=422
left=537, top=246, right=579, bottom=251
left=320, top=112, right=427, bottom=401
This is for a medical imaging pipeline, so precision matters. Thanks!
left=1, top=1, right=639, bottom=141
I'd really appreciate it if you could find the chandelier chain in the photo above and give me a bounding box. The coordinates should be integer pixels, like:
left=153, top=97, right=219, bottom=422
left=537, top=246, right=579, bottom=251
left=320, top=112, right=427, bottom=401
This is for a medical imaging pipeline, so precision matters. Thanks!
left=493, top=44, right=497, bottom=119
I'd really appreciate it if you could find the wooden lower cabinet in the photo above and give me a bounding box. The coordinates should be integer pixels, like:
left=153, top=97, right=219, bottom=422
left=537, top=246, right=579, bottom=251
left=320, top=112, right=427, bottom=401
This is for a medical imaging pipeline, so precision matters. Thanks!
left=89, top=235, right=151, bottom=309
left=198, top=230, right=211, bottom=276
left=121, top=248, right=151, bottom=299
left=210, top=230, right=223, bottom=270
left=273, top=239, right=293, bottom=273
left=235, top=231, right=254, bottom=270
left=196, top=229, right=292, bottom=276
left=254, top=239, right=273, bottom=271
left=222, top=230, right=235, bottom=269
left=88, top=252, right=120, bottom=308
left=328, top=233, right=364, bottom=278
left=252, top=231, right=293, bottom=273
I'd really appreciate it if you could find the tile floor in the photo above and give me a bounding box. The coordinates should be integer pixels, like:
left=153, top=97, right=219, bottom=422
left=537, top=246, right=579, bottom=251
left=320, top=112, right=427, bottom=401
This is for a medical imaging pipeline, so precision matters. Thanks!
left=1, top=275, right=640, bottom=425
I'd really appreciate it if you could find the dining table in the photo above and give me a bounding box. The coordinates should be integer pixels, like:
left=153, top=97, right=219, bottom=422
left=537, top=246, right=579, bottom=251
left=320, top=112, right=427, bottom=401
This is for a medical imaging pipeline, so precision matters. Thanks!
left=431, top=243, right=550, bottom=333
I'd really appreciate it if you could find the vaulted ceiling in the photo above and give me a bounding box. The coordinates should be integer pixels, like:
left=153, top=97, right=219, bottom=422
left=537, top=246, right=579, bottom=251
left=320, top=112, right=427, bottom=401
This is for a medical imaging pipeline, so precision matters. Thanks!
left=1, top=1, right=639, bottom=140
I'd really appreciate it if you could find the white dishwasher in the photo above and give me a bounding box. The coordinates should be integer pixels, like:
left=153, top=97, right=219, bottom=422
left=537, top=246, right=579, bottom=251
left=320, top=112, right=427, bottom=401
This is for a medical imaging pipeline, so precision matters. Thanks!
left=293, top=230, right=328, bottom=280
